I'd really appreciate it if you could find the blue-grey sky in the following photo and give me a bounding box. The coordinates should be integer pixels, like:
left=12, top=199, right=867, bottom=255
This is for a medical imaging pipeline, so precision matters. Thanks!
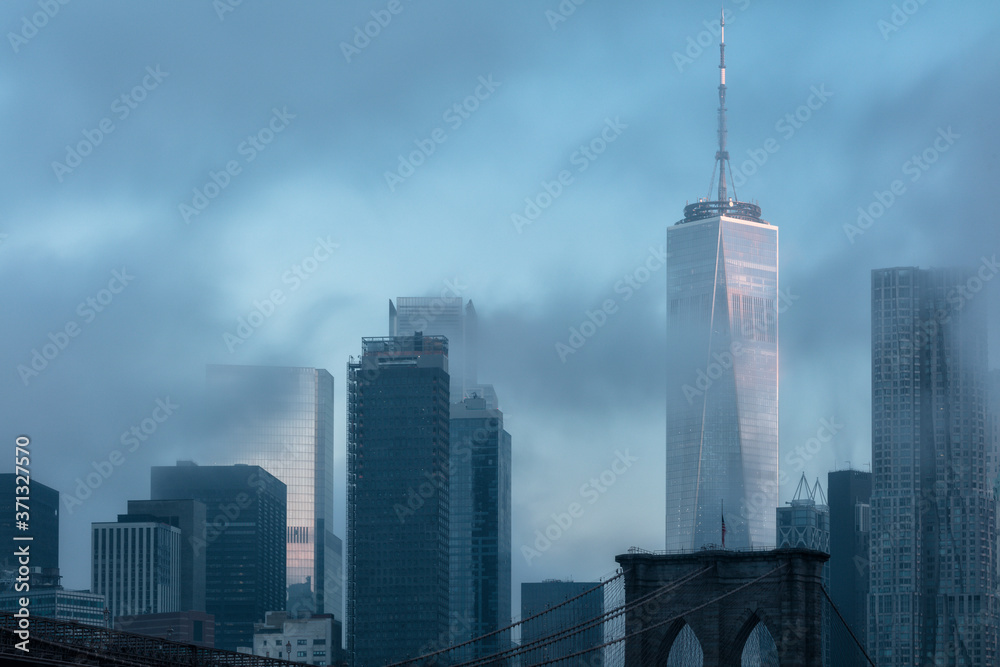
left=2, top=0, right=999, bottom=617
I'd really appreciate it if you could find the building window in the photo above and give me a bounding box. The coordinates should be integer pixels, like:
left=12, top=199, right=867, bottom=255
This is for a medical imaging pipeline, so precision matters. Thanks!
left=297, top=651, right=307, bottom=657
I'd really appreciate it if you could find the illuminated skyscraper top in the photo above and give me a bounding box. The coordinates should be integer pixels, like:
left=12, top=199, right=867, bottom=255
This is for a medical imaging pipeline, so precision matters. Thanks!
left=666, top=15, right=778, bottom=551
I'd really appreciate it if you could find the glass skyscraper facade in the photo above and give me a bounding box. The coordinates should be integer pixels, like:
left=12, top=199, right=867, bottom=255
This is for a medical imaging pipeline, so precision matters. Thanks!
left=151, top=462, right=286, bottom=651
left=449, top=392, right=512, bottom=661
left=347, top=334, right=451, bottom=667
left=666, top=210, right=778, bottom=551
left=869, top=267, right=997, bottom=665
left=390, top=297, right=477, bottom=401
left=206, top=365, right=340, bottom=621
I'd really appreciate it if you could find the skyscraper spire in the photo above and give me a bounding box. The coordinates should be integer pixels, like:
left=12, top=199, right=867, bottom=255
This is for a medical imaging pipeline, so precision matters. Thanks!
left=680, top=6, right=763, bottom=225
left=716, top=7, right=728, bottom=203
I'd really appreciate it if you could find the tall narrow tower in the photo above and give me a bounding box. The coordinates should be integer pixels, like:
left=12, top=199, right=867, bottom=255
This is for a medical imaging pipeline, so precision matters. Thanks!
left=869, top=267, right=997, bottom=665
left=665, top=13, right=779, bottom=551
left=347, top=335, right=451, bottom=667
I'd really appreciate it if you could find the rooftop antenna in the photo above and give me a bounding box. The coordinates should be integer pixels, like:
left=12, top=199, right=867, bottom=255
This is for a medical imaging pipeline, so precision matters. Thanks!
left=680, top=6, right=763, bottom=225
left=715, top=6, right=730, bottom=203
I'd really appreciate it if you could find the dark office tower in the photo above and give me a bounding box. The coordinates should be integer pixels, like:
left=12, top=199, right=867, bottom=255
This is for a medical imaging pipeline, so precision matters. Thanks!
left=449, top=392, right=512, bottom=661
left=0, top=475, right=59, bottom=585
left=126, top=499, right=207, bottom=612
left=206, top=365, right=340, bottom=620
left=391, top=297, right=477, bottom=401
left=521, top=581, right=604, bottom=666
left=870, top=267, right=997, bottom=666
left=151, top=462, right=286, bottom=651
left=828, top=468, right=872, bottom=667
left=665, top=14, right=778, bottom=552
left=347, top=334, right=450, bottom=667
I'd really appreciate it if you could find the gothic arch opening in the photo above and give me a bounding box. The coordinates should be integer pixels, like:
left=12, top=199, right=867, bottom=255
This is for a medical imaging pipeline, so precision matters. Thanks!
left=658, top=620, right=704, bottom=666
left=740, top=619, right=779, bottom=666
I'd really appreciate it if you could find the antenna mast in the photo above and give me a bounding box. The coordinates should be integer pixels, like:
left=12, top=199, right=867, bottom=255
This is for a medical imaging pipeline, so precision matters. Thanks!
left=716, top=7, right=728, bottom=203
left=679, top=6, right=764, bottom=225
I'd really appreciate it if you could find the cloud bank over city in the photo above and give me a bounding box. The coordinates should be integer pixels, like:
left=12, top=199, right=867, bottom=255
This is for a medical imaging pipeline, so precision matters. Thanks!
left=2, top=0, right=998, bottom=602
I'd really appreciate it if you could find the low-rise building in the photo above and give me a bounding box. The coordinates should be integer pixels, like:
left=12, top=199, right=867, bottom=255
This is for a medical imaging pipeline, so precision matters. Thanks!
left=244, top=611, right=344, bottom=665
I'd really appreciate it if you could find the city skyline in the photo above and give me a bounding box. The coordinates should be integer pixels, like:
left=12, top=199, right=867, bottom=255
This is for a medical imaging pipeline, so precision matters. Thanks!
left=3, top=0, right=1000, bottom=632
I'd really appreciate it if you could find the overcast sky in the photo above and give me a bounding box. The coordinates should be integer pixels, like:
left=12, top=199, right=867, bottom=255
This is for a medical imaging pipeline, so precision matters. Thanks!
left=3, top=0, right=999, bottom=620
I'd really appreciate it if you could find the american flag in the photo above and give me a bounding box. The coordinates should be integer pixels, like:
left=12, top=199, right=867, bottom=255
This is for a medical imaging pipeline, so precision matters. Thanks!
left=721, top=501, right=726, bottom=548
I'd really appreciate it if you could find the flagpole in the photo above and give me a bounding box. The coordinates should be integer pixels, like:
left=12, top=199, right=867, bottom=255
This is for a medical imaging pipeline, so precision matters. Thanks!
left=721, top=499, right=726, bottom=549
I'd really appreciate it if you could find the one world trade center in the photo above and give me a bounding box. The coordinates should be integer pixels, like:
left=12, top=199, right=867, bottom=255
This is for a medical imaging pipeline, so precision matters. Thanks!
left=665, top=12, right=778, bottom=551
